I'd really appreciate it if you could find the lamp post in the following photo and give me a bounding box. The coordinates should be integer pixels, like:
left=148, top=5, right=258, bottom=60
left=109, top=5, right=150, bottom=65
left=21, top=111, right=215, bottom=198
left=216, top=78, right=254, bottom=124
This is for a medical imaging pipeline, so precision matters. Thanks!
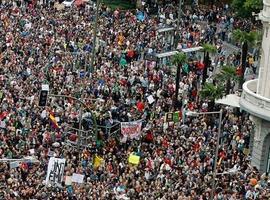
left=175, top=0, right=183, bottom=49
left=186, top=110, right=222, bottom=200
left=176, top=0, right=183, bottom=32
left=89, top=0, right=100, bottom=73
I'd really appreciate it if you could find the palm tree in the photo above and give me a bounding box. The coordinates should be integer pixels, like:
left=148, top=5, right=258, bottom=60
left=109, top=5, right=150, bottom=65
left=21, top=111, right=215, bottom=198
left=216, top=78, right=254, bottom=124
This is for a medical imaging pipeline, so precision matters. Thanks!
left=172, top=52, right=188, bottom=102
left=202, top=43, right=217, bottom=85
left=215, top=66, right=238, bottom=95
left=232, top=29, right=259, bottom=89
left=200, top=82, right=224, bottom=111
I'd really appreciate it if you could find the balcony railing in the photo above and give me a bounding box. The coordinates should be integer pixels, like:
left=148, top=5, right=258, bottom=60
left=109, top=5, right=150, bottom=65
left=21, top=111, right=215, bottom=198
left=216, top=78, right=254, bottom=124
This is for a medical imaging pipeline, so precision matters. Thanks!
left=240, top=79, right=270, bottom=121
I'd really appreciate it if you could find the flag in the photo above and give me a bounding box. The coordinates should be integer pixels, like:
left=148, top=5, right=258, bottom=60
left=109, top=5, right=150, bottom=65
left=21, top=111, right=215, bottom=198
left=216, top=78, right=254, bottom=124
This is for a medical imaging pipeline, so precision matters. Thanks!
left=93, top=155, right=103, bottom=169
left=218, top=157, right=223, bottom=166
left=173, top=112, right=180, bottom=123
left=49, top=113, right=59, bottom=129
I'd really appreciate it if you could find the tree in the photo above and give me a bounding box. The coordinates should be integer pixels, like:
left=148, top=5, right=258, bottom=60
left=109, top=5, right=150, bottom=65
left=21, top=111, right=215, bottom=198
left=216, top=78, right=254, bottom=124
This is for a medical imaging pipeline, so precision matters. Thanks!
left=202, top=43, right=217, bottom=85
left=232, top=29, right=258, bottom=89
left=200, top=82, right=224, bottom=111
left=232, top=0, right=263, bottom=18
left=172, top=52, right=188, bottom=102
left=244, top=0, right=263, bottom=11
left=215, top=66, right=238, bottom=95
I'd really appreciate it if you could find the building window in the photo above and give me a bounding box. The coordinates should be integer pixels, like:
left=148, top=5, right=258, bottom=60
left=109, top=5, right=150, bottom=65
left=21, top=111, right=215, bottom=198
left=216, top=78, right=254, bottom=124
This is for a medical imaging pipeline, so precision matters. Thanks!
left=266, top=27, right=269, bottom=38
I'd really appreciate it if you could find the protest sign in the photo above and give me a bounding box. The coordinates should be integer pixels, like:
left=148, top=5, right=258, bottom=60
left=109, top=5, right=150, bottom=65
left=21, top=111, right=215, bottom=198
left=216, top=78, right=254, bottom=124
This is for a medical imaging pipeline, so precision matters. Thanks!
left=71, top=173, right=84, bottom=184
left=164, top=112, right=173, bottom=122
left=164, top=112, right=181, bottom=123
left=147, top=95, right=155, bottom=104
left=45, top=157, right=66, bottom=185
left=128, top=153, right=140, bottom=165
left=65, top=176, right=72, bottom=186
left=121, top=120, right=142, bottom=139
left=10, top=161, right=20, bottom=169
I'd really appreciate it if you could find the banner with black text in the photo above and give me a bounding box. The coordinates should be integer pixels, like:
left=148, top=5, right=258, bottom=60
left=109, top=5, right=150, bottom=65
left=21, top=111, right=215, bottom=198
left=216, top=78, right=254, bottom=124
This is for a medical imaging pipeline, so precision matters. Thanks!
left=45, top=157, right=66, bottom=186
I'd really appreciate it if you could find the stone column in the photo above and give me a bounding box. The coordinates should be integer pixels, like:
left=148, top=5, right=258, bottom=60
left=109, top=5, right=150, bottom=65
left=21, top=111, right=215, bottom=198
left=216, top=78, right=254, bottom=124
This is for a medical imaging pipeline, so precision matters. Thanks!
left=250, top=115, right=270, bottom=172
left=257, top=0, right=270, bottom=98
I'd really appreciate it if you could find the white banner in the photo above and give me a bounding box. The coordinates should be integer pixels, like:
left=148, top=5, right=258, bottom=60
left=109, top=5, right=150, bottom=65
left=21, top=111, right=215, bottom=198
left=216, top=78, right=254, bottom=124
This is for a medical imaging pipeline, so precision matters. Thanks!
left=71, top=173, right=84, bottom=184
left=121, top=120, right=142, bottom=139
left=45, top=157, right=66, bottom=185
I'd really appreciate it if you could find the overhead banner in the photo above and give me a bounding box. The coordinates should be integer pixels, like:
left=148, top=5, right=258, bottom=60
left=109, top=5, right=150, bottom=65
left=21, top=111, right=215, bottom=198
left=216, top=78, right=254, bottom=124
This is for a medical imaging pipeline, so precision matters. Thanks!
left=45, top=157, right=66, bottom=186
left=121, top=120, right=142, bottom=139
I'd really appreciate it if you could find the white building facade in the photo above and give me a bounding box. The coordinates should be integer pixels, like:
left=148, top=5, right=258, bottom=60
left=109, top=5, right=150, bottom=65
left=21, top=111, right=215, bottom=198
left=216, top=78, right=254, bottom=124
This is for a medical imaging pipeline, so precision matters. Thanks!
left=240, top=0, right=270, bottom=173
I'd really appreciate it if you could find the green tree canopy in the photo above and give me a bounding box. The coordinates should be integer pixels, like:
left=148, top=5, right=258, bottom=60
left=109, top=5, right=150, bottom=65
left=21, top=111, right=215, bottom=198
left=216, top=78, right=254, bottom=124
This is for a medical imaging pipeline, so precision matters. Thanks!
left=200, top=82, right=224, bottom=102
left=215, top=66, right=238, bottom=82
left=172, top=52, right=188, bottom=66
left=232, top=0, right=263, bottom=18
left=202, top=43, right=217, bottom=54
left=232, top=29, right=262, bottom=47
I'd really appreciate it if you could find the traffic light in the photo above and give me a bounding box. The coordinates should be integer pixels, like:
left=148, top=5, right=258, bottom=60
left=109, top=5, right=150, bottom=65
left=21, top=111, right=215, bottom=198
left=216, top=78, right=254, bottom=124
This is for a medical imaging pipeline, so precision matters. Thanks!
left=39, top=84, right=49, bottom=107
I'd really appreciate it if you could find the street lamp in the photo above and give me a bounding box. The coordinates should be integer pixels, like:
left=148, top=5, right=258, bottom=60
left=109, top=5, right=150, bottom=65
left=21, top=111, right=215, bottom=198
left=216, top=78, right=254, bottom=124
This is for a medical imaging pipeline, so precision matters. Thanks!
left=89, top=0, right=100, bottom=73
left=175, top=0, right=183, bottom=49
left=176, top=0, right=183, bottom=32
left=186, top=110, right=222, bottom=200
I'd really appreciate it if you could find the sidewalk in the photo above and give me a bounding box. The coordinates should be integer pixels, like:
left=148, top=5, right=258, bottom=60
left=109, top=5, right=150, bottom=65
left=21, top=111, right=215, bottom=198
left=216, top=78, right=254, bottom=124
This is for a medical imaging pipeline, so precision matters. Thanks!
left=222, top=41, right=241, bottom=53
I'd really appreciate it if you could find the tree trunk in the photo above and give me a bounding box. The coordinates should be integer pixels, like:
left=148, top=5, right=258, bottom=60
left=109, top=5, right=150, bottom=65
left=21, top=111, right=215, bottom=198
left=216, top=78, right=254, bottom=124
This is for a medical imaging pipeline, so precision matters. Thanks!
left=239, top=41, right=248, bottom=89
left=175, top=64, right=181, bottom=101
left=208, top=99, right=215, bottom=111
left=202, top=52, right=209, bottom=85
left=226, top=78, right=231, bottom=95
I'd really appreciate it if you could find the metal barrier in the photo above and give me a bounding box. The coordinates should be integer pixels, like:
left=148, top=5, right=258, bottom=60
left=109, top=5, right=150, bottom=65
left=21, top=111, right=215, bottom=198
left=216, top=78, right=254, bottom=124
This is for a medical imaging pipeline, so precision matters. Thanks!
left=64, top=125, right=95, bottom=149
left=63, top=120, right=121, bottom=149
left=97, top=120, right=121, bottom=137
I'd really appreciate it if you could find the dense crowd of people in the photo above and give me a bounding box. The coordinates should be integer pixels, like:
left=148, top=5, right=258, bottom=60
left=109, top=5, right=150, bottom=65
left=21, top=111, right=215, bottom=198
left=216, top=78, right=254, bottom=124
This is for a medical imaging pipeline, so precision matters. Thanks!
left=0, top=0, right=268, bottom=199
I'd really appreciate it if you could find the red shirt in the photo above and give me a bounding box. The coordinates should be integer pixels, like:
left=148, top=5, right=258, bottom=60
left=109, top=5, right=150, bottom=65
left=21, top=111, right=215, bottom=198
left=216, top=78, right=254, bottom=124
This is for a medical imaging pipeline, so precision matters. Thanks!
left=137, top=102, right=144, bottom=112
